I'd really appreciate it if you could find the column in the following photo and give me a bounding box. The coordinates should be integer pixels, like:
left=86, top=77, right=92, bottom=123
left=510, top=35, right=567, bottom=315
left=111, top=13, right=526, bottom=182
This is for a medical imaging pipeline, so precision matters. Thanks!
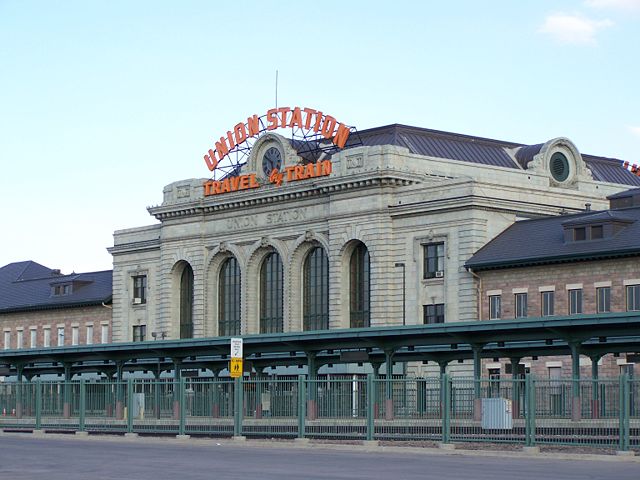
left=63, top=363, right=72, bottom=419
left=15, top=364, right=24, bottom=419
left=172, top=358, right=182, bottom=420
left=590, top=354, right=601, bottom=419
left=306, top=352, right=318, bottom=420
left=510, top=357, right=521, bottom=419
left=370, top=361, right=382, bottom=419
left=472, top=344, right=484, bottom=421
left=384, top=349, right=394, bottom=421
left=570, top=342, right=581, bottom=421
left=115, top=361, right=125, bottom=420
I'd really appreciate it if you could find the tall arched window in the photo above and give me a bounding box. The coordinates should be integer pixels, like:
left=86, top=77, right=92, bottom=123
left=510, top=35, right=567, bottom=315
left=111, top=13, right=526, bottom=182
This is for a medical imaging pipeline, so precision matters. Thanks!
left=180, top=264, right=194, bottom=338
left=260, top=252, right=283, bottom=334
left=349, top=243, right=370, bottom=328
left=219, top=257, right=241, bottom=336
left=303, top=247, right=329, bottom=331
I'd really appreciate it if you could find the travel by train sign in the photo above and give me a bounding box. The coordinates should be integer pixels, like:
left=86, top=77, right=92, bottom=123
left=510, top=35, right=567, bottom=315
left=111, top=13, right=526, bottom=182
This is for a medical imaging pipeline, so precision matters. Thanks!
left=201, top=106, right=358, bottom=197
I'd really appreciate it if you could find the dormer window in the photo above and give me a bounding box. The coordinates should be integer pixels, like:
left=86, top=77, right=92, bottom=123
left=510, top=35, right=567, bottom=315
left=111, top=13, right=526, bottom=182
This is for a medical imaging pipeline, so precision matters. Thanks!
left=563, top=211, right=634, bottom=244
left=574, top=227, right=586, bottom=241
left=591, top=225, right=603, bottom=240
left=52, top=284, right=72, bottom=296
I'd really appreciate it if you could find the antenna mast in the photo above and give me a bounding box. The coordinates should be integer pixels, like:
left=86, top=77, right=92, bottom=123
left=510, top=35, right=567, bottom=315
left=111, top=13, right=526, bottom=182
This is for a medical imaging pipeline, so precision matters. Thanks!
left=275, top=69, right=278, bottom=109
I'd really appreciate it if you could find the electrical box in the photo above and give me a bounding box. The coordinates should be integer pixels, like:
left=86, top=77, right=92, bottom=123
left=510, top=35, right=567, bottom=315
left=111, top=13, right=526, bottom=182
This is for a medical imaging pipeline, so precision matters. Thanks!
left=481, top=398, right=513, bottom=429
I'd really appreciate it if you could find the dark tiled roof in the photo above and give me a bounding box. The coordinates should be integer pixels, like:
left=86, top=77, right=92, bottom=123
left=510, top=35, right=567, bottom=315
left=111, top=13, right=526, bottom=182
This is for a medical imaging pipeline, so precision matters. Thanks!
left=465, top=207, right=640, bottom=270
left=0, top=261, right=112, bottom=313
left=609, top=187, right=640, bottom=199
left=560, top=210, right=634, bottom=226
left=347, top=124, right=640, bottom=186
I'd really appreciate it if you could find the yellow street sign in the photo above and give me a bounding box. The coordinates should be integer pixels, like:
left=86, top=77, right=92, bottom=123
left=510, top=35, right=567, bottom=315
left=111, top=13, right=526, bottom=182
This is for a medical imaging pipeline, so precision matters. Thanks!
left=230, top=357, right=243, bottom=378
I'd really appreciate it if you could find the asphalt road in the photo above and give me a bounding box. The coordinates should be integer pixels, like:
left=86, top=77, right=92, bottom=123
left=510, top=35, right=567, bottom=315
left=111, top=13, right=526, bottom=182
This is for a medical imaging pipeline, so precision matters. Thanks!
left=0, top=434, right=638, bottom=480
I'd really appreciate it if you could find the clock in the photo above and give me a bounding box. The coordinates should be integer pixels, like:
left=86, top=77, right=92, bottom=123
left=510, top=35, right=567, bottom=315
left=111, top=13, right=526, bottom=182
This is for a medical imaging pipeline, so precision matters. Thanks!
left=262, top=146, right=282, bottom=176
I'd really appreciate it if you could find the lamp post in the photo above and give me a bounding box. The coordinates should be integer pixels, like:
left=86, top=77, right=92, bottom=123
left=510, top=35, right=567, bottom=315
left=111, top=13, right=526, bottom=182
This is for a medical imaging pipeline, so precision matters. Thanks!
left=394, top=263, right=406, bottom=326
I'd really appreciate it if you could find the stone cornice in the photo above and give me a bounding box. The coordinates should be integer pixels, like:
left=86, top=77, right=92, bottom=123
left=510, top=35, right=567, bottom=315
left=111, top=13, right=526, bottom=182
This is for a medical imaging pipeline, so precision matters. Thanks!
left=108, top=239, right=161, bottom=255
left=147, top=172, right=421, bottom=221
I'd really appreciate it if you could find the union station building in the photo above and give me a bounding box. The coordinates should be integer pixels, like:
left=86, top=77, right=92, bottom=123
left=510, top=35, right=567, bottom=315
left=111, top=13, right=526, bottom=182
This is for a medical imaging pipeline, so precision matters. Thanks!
left=104, top=108, right=640, bottom=377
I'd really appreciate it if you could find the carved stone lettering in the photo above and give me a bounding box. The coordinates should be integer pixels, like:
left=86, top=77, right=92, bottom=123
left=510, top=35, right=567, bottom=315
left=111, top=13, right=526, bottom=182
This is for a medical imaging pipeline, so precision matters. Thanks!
left=176, top=185, right=191, bottom=199
left=265, top=208, right=307, bottom=225
left=226, top=215, right=258, bottom=230
left=346, top=154, right=364, bottom=169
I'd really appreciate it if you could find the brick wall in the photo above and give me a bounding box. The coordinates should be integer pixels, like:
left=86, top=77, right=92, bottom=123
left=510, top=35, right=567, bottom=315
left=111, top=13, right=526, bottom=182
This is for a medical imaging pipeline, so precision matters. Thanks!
left=479, top=257, right=640, bottom=378
left=0, top=305, right=112, bottom=350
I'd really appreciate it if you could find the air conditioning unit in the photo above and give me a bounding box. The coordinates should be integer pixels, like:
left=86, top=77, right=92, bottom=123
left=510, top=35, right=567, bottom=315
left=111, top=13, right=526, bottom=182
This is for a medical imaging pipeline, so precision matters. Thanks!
left=435, top=270, right=444, bottom=278
left=133, top=298, right=142, bottom=305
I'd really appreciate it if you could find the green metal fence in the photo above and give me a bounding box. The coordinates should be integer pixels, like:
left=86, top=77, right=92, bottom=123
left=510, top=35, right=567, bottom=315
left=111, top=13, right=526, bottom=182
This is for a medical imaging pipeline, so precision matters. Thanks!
left=0, top=374, right=638, bottom=450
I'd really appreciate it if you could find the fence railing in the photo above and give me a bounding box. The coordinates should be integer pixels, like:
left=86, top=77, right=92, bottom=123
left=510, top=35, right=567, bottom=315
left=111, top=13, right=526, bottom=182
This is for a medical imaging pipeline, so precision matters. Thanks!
left=0, top=375, right=638, bottom=450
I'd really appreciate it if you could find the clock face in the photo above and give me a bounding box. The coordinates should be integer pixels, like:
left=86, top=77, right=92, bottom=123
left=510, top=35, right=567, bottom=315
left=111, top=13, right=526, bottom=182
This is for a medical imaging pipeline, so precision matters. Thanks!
left=262, top=146, right=282, bottom=176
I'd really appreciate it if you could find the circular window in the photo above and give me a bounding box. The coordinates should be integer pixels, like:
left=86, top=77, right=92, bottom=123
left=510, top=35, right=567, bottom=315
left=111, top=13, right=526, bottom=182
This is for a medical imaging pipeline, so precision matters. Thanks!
left=550, top=152, right=570, bottom=182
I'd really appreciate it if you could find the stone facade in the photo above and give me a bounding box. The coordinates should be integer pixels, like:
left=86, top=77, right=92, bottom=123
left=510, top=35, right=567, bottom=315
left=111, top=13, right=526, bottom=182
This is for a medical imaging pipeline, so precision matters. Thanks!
left=109, top=129, right=634, bottom=376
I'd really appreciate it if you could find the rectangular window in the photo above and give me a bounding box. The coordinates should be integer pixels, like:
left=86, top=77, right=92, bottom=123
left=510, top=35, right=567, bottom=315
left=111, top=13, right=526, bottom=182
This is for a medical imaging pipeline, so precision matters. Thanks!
left=574, top=227, right=586, bottom=241
left=424, top=304, right=445, bottom=324
left=596, top=287, right=611, bottom=313
left=43, top=328, right=51, bottom=347
left=132, top=325, right=146, bottom=342
left=30, top=329, right=37, bottom=349
left=541, top=291, right=555, bottom=317
left=57, top=327, right=65, bottom=347
left=423, top=243, right=444, bottom=279
left=591, top=225, right=603, bottom=239
left=3, top=331, right=10, bottom=350
left=133, top=275, right=147, bottom=304
left=101, top=325, right=109, bottom=344
left=489, top=295, right=501, bottom=320
left=86, top=325, right=94, bottom=345
left=515, top=293, right=528, bottom=318
left=16, top=330, right=23, bottom=349
left=568, top=289, right=583, bottom=315
left=627, top=285, right=640, bottom=312
left=72, top=326, right=79, bottom=346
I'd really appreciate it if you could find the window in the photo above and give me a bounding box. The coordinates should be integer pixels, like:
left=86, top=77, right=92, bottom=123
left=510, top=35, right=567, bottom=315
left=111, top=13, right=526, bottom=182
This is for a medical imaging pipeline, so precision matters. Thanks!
left=627, top=285, right=640, bottom=311
left=30, top=329, right=37, bottom=349
left=133, top=325, right=146, bottom=342
left=349, top=243, right=370, bottom=328
left=133, top=275, right=147, bottom=304
left=591, top=225, right=603, bottom=240
left=489, top=295, right=501, bottom=320
left=260, top=252, right=284, bottom=334
left=424, top=243, right=444, bottom=279
left=86, top=325, right=94, bottom=345
left=515, top=293, right=528, bottom=318
left=596, top=287, right=611, bottom=313
left=568, top=289, right=583, bottom=315
left=57, top=327, right=65, bottom=346
left=72, top=326, right=79, bottom=346
left=3, top=331, right=10, bottom=350
left=180, top=264, right=194, bottom=339
left=303, top=247, right=329, bottom=331
left=219, top=257, right=241, bottom=336
left=541, top=291, right=554, bottom=317
left=424, top=304, right=445, bottom=324
left=101, top=325, right=109, bottom=344
left=16, top=330, right=23, bottom=349
left=43, top=328, right=51, bottom=347
left=52, top=284, right=72, bottom=296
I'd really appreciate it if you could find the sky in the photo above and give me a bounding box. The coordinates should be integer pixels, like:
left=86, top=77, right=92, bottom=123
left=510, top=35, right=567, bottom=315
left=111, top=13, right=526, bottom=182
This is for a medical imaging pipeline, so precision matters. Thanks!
left=1, top=0, right=639, bottom=274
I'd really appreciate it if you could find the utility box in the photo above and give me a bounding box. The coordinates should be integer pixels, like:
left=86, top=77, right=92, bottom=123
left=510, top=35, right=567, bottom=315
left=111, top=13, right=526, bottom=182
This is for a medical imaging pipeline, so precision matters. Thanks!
left=481, top=398, right=513, bottom=429
left=132, top=393, right=145, bottom=419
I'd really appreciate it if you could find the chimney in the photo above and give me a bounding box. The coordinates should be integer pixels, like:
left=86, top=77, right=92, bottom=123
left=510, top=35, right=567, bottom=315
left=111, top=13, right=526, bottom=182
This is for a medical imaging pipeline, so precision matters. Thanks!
left=585, top=203, right=591, bottom=211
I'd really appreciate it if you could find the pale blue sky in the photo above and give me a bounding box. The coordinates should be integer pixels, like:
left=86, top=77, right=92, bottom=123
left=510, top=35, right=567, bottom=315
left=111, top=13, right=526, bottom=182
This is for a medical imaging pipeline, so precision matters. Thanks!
left=1, top=0, right=639, bottom=273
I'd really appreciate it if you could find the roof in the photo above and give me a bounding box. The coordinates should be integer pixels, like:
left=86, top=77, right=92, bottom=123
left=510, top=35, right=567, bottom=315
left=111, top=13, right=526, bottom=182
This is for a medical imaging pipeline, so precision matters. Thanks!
left=465, top=206, right=640, bottom=270
left=0, top=261, right=112, bottom=313
left=346, top=124, right=640, bottom=187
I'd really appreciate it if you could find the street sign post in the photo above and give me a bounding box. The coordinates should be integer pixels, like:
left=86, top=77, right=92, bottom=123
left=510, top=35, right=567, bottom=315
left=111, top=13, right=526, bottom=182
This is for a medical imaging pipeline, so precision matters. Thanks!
left=230, top=337, right=243, bottom=378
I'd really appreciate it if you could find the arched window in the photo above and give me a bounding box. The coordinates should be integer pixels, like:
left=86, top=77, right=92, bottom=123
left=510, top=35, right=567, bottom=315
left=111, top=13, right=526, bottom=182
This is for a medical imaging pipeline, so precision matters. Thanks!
left=260, top=252, right=283, bottom=334
left=180, top=264, right=194, bottom=338
left=219, top=257, right=241, bottom=336
left=303, top=247, right=329, bottom=331
left=349, top=243, right=370, bottom=328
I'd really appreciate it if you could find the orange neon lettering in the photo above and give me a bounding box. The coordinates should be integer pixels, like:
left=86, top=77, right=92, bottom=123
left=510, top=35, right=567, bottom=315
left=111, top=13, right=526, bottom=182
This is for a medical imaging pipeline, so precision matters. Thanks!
left=249, top=174, right=259, bottom=188
left=333, top=123, right=350, bottom=148
left=304, top=163, right=315, bottom=178
left=239, top=175, right=249, bottom=189
left=289, top=107, right=303, bottom=129
left=313, top=111, right=323, bottom=132
left=234, top=123, right=247, bottom=144
left=247, top=115, right=260, bottom=136
left=230, top=176, right=241, bottom=191
left=226, top=131, right=236, bottom=150
left=215, top=137, right=229, bottom=158
left=220, top=178, right=231, bottom=193
left=203, top=182, right=211, bottom=195
left=303, top=108, right=317, bottom=129
left=321, top=160, right=332, bottom=176
left=294, top=165, right=304, bottom=180
left=285, top=166, right=296, bottom=181
left=213, top=181, right=221, bottom=194
left=204, top=151, right=218, bottom=171
left=277, top=107, right=291, bottom=128
left=321, top=115, right=336, bottom=139
left=266, top=108, right=278, bottom=130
